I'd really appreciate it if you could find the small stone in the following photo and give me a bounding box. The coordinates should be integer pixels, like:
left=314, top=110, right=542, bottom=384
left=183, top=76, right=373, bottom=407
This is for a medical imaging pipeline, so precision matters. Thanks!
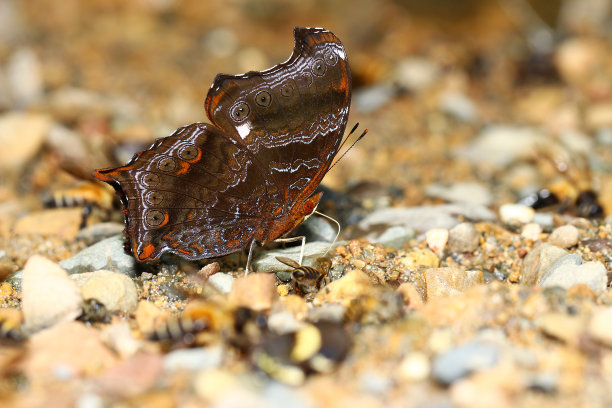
left=448, top=222, right=480, bottom=253
left=307, top=303, right=346, bottom=323
left=532, top=212, right=555, bottom=229
left=537, top=312, right=585, bottom=345
left=23, top=321, right=118, bottom=383
left=373, top=225, right=415, bottom=250
left=21, top=255, right=82, bottom=332
left=539, top=261, right=607, bottom=292
left=79, top=270, right=138, bottom=313
left=296, top=215, right=338, bottom=243
left=100, top=322, right=142, bottom=358
left=0, top=112, right=50, bottom=170
left=14, top=208, right=83, bottom=241
left=198, top=262, right=220, bottom=280
left=59, top=235, right=136, bottom=277
left=229, top=273, right=278, bottom=311
left=135, top=300, right=167, bottom=334
left=276, top=294, right=309, bottom=320
left=396, top=282, right=424, bottom=310
left=353, top=83, right=395, bottom=112
left=207, top=272, right=235, bottom=294
left=521, top=223, right=543, bottom=241
left=432, top=341, right=500, bottom=386
left=398, top=248, right=439, bottom=270
left=267, top=311, right=304, bottom=335
left=398, top=352, right=430, bottom=381
left=499, top=203, right=535, bottom=224
left=163, top=347, right=223, bottom=372
left=314, top=269, right=373, bottom=307
left=587, top=307, right=612, bottom=347
left=520, top=243, right=568, bottom=287
left=548, top=225, right=579, bottom=248
left=424, top=268, right=484, bottom=299
left=425, top=228, right=449, bottom=254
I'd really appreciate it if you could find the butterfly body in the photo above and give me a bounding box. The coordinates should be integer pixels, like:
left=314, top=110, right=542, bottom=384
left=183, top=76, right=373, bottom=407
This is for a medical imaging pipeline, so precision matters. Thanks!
left=94, top=27, right=351, bottom=262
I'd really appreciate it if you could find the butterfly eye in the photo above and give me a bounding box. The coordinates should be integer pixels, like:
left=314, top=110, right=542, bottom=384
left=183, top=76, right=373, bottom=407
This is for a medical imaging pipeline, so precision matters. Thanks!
left=280, top=84, right=293, bottom=97
left=146, top=191, right=163, bottom=205
left=255, top=91, right=272, bottom=107
left=158, top=158, right=176, bottom=171
left=324, top=50, right=338, bottom=65
left=145, top=209, right=166, bottom=227
left=231, top=102, right=250, bottom=122
left=179, top=145, right=199, bottom=161
left=311, top=59, right=326, bottom=76
left=141, top=173, right=160, bottom=186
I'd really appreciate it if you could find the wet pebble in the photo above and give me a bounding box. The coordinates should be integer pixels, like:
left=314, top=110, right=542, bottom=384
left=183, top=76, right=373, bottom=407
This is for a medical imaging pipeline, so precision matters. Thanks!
left=431, top=341, right=500, bottom=386
left=77, top=270, right=138, bottom=313
left=587, top=307, right=612, bottom=347
left=21, top=255, right=82, bottom=332
left=499, top=203, right=535, bottom=224
left=520, top=243, right=569, bottom=287
left=540, top=261, right=607, bottom=292
left=425, top=182, right=492, bottom=206
left=448, top=222, right=480, bottom=253
left=229, top=273, right=278, bottom=311
left=548, top=225, right=579, bottom=248
left=0, top=112, right=50, bottom=171
left=59, top=235, right=136, bottom=277
left=163, top=347, right=223, bottom=372
left=207, top=272, right=235, bottom=294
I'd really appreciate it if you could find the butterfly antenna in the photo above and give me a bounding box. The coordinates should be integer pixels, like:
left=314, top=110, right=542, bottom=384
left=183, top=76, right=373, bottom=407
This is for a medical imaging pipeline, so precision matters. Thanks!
left=313, top=211, right=341, bottom=256
left=337, top=122, right=360, bottom=152
left=329, top=127, right=368, bottom=172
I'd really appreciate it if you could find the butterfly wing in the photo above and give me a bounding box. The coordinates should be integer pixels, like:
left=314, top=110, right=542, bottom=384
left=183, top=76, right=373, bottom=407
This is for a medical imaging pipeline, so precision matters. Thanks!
left=205, top=27, right=351, bottom=210
left=94, top=123, right=274, bottom=261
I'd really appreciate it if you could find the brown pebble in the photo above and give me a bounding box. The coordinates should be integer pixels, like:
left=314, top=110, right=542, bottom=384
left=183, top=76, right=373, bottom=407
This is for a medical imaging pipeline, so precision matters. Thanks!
left=229, top=273, right=278, bottom=311
left=198, top=262, right=220, bottom=280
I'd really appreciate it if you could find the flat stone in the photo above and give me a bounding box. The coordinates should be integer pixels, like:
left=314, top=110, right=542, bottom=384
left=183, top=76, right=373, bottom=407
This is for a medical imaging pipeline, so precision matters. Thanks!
left=373, top=225, right=415, bottom=250
left=539, top=261, right=607, bottom=292
left=21, top=255, right=82, bottom=332
left=537, top=312, right=585, bottom=345
left=59, top=235, right=136, bottom=277
left=78, top=270, right=138, bottom=313
left=520, top=243, right=569, bottom=287
left=253, top=241, right=332, bottom=273
left=499, top=203, right=535, bottom=224
left=432, top=341, right=500, bottom=386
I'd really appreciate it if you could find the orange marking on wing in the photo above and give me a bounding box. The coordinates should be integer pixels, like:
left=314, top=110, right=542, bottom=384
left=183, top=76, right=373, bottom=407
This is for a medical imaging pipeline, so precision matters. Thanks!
left=188, top=147, right=202, bottom=163
left=138, top=244, right=156, bottom=261
left=177, top=249, right=191, bottom=255
left=192, top=243, right=203, bottom=253
left=176, top=161, right=190, bottom=175
left=158, top=212, right=169, bottom=228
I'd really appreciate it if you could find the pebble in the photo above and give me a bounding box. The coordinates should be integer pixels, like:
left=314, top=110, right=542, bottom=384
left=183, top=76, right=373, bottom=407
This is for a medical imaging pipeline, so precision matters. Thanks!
left=431, top=341, right=500, bottom=386
left=424, top=268, right=484, bottom=299
left=314, top=269, right=373, bottom=307
left=100, top=322, right=142, bottom=358
left=229, top=273, right=278, bottom=311
left=21, top=255, right=82, bottom=332
left=532, top=212, right=555, bottom=229
left=6, top=48, right=43, bottom=106
left=520, top=243, right=569, bottom=287
left=267, top=311, right=305, bottom=335
left=23, top=321, right=118, bottom=384
left=425, top=228, right=449, bottom=254
left=398, top=352, right=431, bottom=381
left=353, top=83, right=396, bottom=112
left=0, top=112, right=50, bottom=170
left=358, top=204, right=495, bottom=233
left=539, top=261, right=607, bottom=292
left=163, top=347, right=223, bottom=372
left=455, top=125, right=544, bottom=169
left=398, top=248, right=439, bottom=270
left=14, top=208, right=83, bottom=241
left=439, top=91, right=478, bottom=122
left=548, top=225, right=579, bottom=248
left=396, top=282, right=425, bottom=310
left=394, top=57, right=440, bottom=92
left=521, top=223, right=543, bottom=241
left=95, top=352, right=163, bottom=398
left=75, top=222, right=125, bottom=246
left=78, top=270, right=138, bottom=313
left=207, top=272, right=235, bottom=294
left=499, top=203, right=535, bottom=224
left=59, top=235, right=136, bottom=277
left=425, top=182, right=492, bottom=206
left=198, top=262, right=220, bottom=280
left=135, top=300, right=167, bottom=334
left=307, top=303, right=346, bottom=323
left=448, top=222, right=480, bottom=253
left=587, top=307, right=612, bottom=347
left=373, top=225, right=415, bottom=250
left=296, top=215, right=338, bottom=243
left=253, top=241, right=331, bottom=273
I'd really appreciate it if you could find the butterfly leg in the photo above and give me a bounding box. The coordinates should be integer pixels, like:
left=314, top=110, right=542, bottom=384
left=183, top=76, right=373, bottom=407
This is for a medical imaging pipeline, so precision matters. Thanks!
left=244, top=240, right=257, bottom=276
left=273, top=236, right=306, bottom=265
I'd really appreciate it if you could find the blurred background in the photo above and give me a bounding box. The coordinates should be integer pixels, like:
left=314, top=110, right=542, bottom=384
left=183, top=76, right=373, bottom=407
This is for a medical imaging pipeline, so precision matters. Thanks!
left=1, top=0, right=612, bottom=233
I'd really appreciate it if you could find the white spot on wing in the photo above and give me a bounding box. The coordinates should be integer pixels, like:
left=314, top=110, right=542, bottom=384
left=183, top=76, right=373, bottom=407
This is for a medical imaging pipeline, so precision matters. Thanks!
left=336, top=49, right=346, bottom=60
left=236, top=122, right=252, bottom=139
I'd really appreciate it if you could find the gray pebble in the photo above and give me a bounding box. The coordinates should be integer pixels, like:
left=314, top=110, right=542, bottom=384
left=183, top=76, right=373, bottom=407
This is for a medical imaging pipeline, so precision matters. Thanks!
left=432, top=341, right=500, bottom=385
left=448, top=222, right=480, bottom=253
left=548, top=225, right=579, bottom=248
left=539, top=261, right=607, bottom=292
left=295, top=215, right=337, bottom=243
left=207, top=272, right=235, bottom=294
left=532, top=213, right=555, bottom=230
left=353, top=83, right=395, bottom=112
left=374, top=225, right=415, bottom=249
left=59, top=235, right=136, bottom=277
